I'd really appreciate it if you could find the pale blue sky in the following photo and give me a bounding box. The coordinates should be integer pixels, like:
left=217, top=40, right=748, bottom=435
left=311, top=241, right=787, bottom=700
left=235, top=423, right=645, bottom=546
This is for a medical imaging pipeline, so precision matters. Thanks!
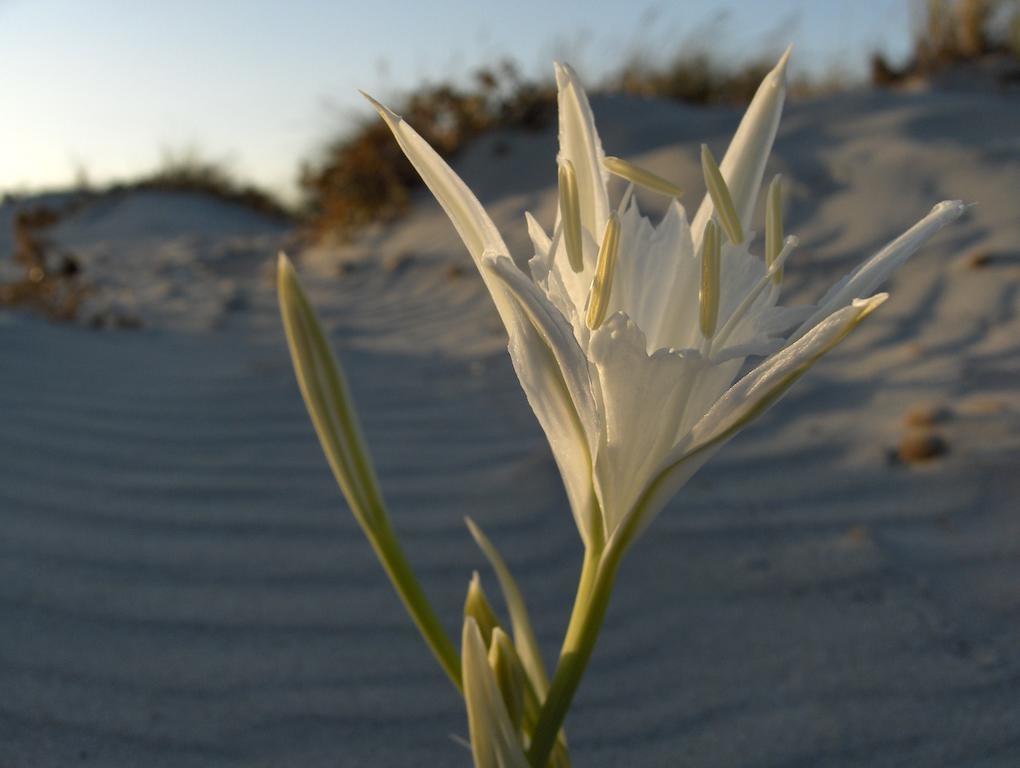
left=0, top=0, right=913, bottom=201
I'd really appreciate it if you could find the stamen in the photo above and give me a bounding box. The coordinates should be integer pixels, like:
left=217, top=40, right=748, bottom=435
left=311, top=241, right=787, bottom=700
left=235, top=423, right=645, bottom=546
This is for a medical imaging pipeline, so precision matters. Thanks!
left=766, top=175, right=783, bottom=285
left=712, top=234, right=799, bottom=350
left=558, top=160, right=584, bottom=273
left=700, top=144, right=744, bottom=245
left=700, top=219, right=721, bottom=338
left=603, top=156, right=683, bottom=198
left=585, top=213, right=621, bottom=330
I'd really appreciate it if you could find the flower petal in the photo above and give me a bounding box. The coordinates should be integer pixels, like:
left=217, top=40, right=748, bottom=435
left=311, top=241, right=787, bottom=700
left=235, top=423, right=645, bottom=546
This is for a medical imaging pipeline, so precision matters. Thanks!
left=690, top=47, right=790, bottom=247
left=368, top=93, right=602, bottom=546
left=462, top=618, right=530, bottom=768
left=483, top=254, right=602, bottom=546
left=554, top=62, right=610, bottom=240
left=614, top=294, right=887, bottom=550
left=362, top=92, right=519, bottom=329
left=608, top=199, right=699, bottom=353
left=587, top=313, right=708, bottom=536
left=791, top=200, right=966, bottom=341
left=525, top=212, right=591, bottom=337
left=524, top=211, right=551, bottom=256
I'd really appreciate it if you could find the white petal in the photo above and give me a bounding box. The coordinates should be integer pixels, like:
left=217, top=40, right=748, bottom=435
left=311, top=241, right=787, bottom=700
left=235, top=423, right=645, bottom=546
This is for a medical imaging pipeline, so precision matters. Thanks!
left=362, top=92, right=519, bottom=329
left=554, top=62, right=610, bottom=240
left=791, top=200, right=965, bottom=341
left=588, top=313, right=707, bottom=536
left=525, top=211, right=551, bottom=256
left=614, top=294, right=887, bottom=549
left=608, top=199, right=700, bottom=353
left=690, top=47, right=790, bottom=246
left=527, top=213, right=598, bottom=346
left=484, top=254, right=602, bottom=546
left=462, top=619, right=530, bottom=768
left=694, top=295, right=887, bottom=444
left=367, top=92, right=602, bottom=545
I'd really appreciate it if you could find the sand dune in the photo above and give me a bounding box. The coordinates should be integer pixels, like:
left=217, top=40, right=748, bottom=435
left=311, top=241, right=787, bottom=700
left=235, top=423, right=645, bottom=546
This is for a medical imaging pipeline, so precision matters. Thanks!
left=1, top=86, right=1018, bottom=766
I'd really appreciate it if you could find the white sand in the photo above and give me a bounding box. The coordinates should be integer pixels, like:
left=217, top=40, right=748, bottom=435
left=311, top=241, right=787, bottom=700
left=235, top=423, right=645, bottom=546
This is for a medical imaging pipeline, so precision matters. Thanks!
left=1, top=86, right=1018, bottom=766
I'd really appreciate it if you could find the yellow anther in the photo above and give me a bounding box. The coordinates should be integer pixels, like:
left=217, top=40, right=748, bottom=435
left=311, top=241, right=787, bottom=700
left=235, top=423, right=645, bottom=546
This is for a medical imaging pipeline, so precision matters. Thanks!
left=558, top=160, right=584, bottom=273
left=700, top=144, right=744, bottom=245
left=766, top=175, right=783, bottom=285
left=585, top=213, right=621, bottom=330
left=603, top=156, right=683, bottom=198
left=700, top=219, right=721, bottom=338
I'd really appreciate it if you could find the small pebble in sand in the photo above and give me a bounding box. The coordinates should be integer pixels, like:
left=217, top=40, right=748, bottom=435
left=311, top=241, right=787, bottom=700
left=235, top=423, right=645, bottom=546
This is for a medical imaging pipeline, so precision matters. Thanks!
left=444, top=262, right=467, bottom=279
left=902, top=403, right=951, bottom=427
left=896, top=431, right=948, bottom=464
left=962, top=248, right=992, bottom=269
left=844, top=524, right=873, bottom=545
left=383, top=252, right=414, bottom=273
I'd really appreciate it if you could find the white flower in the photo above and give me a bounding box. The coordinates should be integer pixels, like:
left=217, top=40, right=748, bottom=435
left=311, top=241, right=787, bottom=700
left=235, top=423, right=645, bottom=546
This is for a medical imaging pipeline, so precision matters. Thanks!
left=365, top=51, right=964, bottom=553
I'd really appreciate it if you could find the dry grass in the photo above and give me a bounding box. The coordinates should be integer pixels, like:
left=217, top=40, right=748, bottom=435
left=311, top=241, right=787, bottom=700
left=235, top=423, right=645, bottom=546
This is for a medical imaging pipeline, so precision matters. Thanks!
left=115, top=148, right=294, bottom=222
left=872, top=0, right=1020, bottom=84
left=299, top=61, right=555, bottom=241
left=610, top=53, right=777, bottom=106
left=0, top=204, right=88, bottom=322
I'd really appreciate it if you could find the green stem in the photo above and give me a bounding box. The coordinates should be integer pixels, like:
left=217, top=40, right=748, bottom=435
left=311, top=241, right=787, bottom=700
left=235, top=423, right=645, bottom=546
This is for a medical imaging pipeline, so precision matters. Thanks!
left=560, top=547, right=601, bottom=652
left=370, top=518, right=462, bottom=692
left=527, top=544, right=623, bottom=767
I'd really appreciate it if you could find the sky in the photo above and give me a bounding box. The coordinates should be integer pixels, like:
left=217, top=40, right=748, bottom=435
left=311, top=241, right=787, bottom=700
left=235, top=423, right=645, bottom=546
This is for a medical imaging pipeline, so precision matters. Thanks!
left=0, top=0, right=914, bottom=202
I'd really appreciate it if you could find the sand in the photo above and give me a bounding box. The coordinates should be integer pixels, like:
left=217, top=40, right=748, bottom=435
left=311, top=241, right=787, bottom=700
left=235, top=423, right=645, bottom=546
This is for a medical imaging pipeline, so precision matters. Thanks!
left=1, top=84, right=1018, bottom=766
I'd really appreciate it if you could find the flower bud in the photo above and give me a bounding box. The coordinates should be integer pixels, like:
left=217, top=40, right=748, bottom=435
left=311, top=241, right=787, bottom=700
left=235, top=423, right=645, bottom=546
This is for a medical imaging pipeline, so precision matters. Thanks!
left=464, top=572, right=500, bottom=647
left=488, top=629, right=527, bottom=730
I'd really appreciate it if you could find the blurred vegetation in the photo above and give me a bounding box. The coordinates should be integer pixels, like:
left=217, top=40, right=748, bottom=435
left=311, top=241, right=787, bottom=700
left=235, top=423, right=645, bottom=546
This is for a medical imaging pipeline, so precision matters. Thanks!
left=872, top=0, right=1020, bottom=83
left=610, top=54, right=776, bottom=106
left=299, top=61, right=555, bottom=241
left=112, top=148, right=294, bottom=222
left=0, top=205, right=87, bottom=322
left=0, top=150, right=291, bottom=322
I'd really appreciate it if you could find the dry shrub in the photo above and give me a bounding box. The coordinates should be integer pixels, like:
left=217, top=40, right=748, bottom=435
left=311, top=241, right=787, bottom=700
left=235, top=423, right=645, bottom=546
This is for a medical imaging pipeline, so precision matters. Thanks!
left=872, top=0, right=1020, bottom=84
left=0, top=205, right=87, bottom=321
left=117, top=148, right=294, bottom=222
left=299, top=61, right=555, bottom=241
left=611, top=53, right=776, bottom=106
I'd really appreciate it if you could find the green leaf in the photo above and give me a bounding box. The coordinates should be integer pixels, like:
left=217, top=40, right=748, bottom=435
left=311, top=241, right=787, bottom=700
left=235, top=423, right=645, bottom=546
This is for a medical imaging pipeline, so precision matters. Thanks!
left=465, top=517, right=549, bottom=696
